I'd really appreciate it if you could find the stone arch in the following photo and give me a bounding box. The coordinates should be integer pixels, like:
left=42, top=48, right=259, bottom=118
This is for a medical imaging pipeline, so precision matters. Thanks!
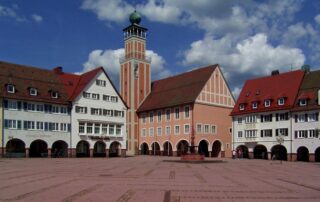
left=109, top=141, right=121, bottom=157
left=6, top=139, right=26, bottom=157
left=254, top=145, right=268, bottom=160
left=94, top=141, right=106, bottom=157
left=52, top=140, right=68, bottom=157
left=297, top=146, right=309, bottom=162
left=76, top=140, right=90, bottom=157
left=198, top=139, right=209, bottom=157
left=140, top=142, right=149, bottom=155
left=163, top=141, right=173, bottom=156
left=315, top=147, right=320, bottom=162
left=211, top=140, right=222, bottom=157
left=176, top=139, right=189, bottom=156
left=150, top=142, right=161, bottom=155
left=236, top=145, right=249, bottom=158
left=30, top=139, right=48, bottom=157
left=271, top=145, right=287, bottom=161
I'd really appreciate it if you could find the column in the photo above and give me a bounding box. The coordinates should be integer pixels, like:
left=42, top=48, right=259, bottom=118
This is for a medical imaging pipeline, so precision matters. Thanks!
left=25, top=148, right=29, bottom=158
left=48, top=149, right=52, bottom=158
left=90, top=148, right=93, bottom=157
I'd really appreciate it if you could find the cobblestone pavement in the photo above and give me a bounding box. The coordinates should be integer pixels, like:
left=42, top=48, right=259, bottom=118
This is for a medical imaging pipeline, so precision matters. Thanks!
left=0, top=156, right=319, bottom=202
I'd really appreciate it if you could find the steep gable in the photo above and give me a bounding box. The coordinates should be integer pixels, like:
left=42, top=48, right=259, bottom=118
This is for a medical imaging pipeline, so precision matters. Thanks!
left=137, top=64, right=218, bottom=112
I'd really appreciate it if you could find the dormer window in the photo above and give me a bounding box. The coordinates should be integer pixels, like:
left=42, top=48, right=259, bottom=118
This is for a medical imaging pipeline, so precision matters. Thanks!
left=6, top=84, right=15, bottom=93
left=252, top=102, right=258, bottom=109
left=239, top=104, right=245, bottom=111
left=264, top=100, right=271, bottom=107
left=278, top=98, right=285, bottom=106
left=29, top=88, right=37, bottom=96
left=51, top=91, right=59, bottom=99
left=299, top=99, right=307, bottom=106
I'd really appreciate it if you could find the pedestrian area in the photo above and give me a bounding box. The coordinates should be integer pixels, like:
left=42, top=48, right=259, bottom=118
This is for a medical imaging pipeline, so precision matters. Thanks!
left=0, top=157, right=319, bottom=201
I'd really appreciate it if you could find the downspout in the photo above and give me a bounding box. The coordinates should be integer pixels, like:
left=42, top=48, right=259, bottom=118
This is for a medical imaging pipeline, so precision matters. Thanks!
left=69, top=101, right=72, bottom=158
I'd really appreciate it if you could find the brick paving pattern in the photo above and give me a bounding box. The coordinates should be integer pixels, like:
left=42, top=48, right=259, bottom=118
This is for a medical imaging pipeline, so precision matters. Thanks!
left=0, top=157, right=319, bottom=201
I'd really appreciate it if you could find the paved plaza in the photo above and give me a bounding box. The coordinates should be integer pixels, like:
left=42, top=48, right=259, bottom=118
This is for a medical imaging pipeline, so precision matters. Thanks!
left=0, top=156, right=319, bottom=202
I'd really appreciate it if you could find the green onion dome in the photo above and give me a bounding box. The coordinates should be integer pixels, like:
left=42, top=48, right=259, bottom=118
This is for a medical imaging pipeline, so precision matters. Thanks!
left=129, top=10, right=141, bottom=25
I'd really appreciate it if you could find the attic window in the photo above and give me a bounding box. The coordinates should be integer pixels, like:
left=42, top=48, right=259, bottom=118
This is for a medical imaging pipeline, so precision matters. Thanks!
left=252, top=102, right=258, bottom=109
left=239, top=104, right=245, bottom=111
left=30, top=88, right=37, bottom=96
left=51, top=91, right=59, bottom=99
left=6, top=84, right=15, bottom=93
left=96, top=79, right=106, bottom=87
left=264, top=99, right=271, bottom=107
left=299, top=99, right=307, bottom=106
left=278, top=98, right=285, bottom=106
left=245, top=92, right=250, bottom=97
left=255, top=90, right=260, bottom=95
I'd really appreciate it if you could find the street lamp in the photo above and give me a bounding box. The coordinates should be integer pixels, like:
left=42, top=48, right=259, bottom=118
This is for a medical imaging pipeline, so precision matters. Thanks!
left=276, top=132, right=284, bottom=164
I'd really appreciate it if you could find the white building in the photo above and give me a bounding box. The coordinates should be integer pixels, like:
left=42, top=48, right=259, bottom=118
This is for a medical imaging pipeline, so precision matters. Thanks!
left=58, top=67, right=128, bottom=157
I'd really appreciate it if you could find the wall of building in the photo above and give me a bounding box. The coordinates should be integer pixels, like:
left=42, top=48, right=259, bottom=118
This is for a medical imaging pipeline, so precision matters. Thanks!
left=0, top=98, right=3, bottom=156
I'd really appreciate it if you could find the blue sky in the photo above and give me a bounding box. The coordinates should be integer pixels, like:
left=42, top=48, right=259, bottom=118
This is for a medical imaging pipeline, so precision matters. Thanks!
left=1, top=0, right=320, bottom=98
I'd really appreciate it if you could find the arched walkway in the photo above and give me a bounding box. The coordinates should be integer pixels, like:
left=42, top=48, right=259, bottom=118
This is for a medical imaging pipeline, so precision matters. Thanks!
left=94, top=141, right=106, bottom=157
left=76, top=140, right=90, bottom=157
left=30, top=140, right=48, bottom=157
left=297, top=146, right=309, bottom=162
left=198, top=140, right=209, bottom=157
left=109, top=142, right=121, bottom=157
left=140, top=143, right=149, bottom=155
left=315, top=147, right=320, bottom=162
left=6, top=139, right=26, bottom=157
left=176, top=140, right=189, bottom=156
left=254, top=145, right=268, bottom=160
left=151, top=142, right=160, bottom=155
left=52, top=140, right=68, bottom=157
left=163, top=141, right=173, bottom=156
left=236, top=145, right=249, bottom=158
left=211, top=140, right=222, bottom=157
left=271, top=145, right=287, bottom=161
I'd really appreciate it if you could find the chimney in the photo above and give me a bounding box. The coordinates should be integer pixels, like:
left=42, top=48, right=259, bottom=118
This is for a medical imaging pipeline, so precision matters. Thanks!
left=53, top=66, right=63, bottom=75
left=271, top=70, right=279, bottom=76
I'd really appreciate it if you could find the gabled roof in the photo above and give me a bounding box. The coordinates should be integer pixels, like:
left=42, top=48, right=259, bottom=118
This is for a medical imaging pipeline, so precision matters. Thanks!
left=231, top=70, right=305, bottom=116
left=292, top=69, right=320, bottom=112
left=137, top=64, right=218, bottom=112
left=0, top=61, right=69, bottom=104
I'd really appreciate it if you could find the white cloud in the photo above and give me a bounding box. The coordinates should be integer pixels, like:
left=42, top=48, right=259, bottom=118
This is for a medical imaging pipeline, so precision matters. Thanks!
left=232, top=87, right=242, bottom=100
left=315, top=14, right=320, bottom=24
left=82, top=48, right=172, bottom=84
left=0, top=4, right=26, bottom=21
left=182, top=33, right=305, bottom=76
left=31, top=14, right=43, bottom=23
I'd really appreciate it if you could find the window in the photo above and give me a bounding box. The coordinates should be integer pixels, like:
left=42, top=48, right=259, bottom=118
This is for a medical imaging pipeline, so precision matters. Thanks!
left=83, top=92, right=91, bottom=98
left=260, top=114, right=272, bottom=122
left=50, top=122, right=59, bottom=131
left=245, top=115, right=257, bottom=123
left=239, top=104, right=245, bottom=111
left=252, top=102, right=258, bottom=109
left=103, top=95, right=110, bottom=101
left=7, top=100, right=18, bottom=110
left=37, top=122, right=44, bottom=130
left=204, top=124, right=210, bottom=134
left=196, top=124, right=202, bottom=133
left=276, top=128, right=288, bottom=136
left=174, top=125, right=180, bottom=134
left=142, top=128, right=146, bottom=137
left=299, top=99, right=307, bottom=106
left=60, top=123, right=68, bottom=132
left=60, top=107, right=68, bottom=114
left=27, top=103, right=36, bottom=111
left=295, top=130, right=308, bottom=139
left=94, top=123, right=100, bottom=134
left=75, top=106, right=87, bottom=114
left=165, top=126, right=170, bottom=135
left=51, top=91, right=59, bottom=98
left=260, top=129, right=272, bottom=137
left=237, top=117, right=243, bottom=124
left=96, top=79, right=106, bottom=87
left=184, top=125, right=190, bottom=134
left=157, top=127, right=162, bottom=136
left=109, top=124, right=115, bottom=135
left=141, top=113, right=146, bottom=123
left=166, top=109, right=171, bottom=121
left=276, top=113, right=289, bottom=121
left=4, top=119, right=17, bottom=129
left=149, top=128, right=154, bottom=137
left=229, top=128, right=232, bottom=133
left=238, top=131, right=243, bottom=138
left=211, top=125, right=216, bottom=134
left=175, top=108, right=180, bottom=119
left=309, top=129, right=318, bottom=138
left=102, top=124, right=108, bottom=134
left=157, top=111, right=162, bottom=122
left=278, top=98, right=285, bottom=105
left=111, top=96, right=118, bottom=102
left=264, top=100, right=271, bottom=107
left=7, top=84, right=15, bottom=93
left=91, top=108, right=101, bottom=115
left=103, top=109, right=112, bottom=116
left=92, top=93, right=100, bottom=100
left=184, top=106, right=190, bottom=118
left=79, top=122, right=84, bottom=133
left=29, top=88, right=37, bottom=96
left=308, top=113, right=319, bottom=122
left=149, top=112, right=154, bottom=123
left=36, top=104, right=44, bottom=112
left=114, top=110, right=124, bottom=117
left=244, top=130, right=257, bottom=138
left=52, top=105, right=60, bottom=113
left=87, top=123, right=93, bottom=134
left=25, top=121, right=35, bottom=130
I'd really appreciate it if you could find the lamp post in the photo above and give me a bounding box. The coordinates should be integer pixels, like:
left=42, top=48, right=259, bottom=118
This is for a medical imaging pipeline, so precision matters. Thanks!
left=276, top=133, right=284, bottom=164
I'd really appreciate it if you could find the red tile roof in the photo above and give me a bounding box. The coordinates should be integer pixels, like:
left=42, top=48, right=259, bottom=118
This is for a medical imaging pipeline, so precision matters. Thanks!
left=0, top=61, right=69, bottom=104
left=137, top=64, right=218, bottom=112
left=231, top=70, right=305, bottom=116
